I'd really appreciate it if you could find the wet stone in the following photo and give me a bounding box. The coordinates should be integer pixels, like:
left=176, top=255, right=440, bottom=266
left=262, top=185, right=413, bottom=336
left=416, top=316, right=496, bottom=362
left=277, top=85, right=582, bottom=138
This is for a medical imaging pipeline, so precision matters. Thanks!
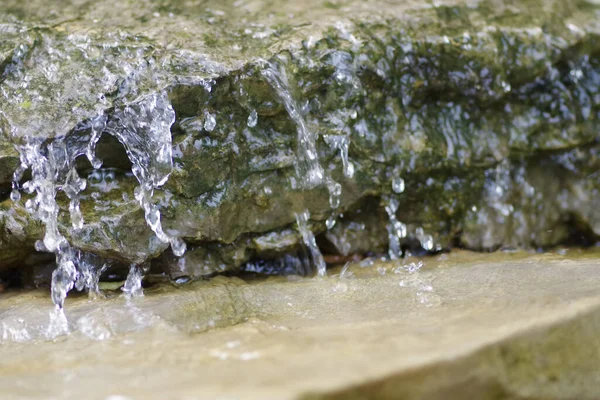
left=0, top=0, right=599, bottom=298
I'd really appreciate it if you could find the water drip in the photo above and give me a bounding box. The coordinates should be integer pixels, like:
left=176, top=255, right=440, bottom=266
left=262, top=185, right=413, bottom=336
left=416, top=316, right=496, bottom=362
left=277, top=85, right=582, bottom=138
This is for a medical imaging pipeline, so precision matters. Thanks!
left=261, top=60, right=324, bottom=189
left=204, top=111, right=217, bottom=132
left=122, top=265, right=145, bottom=298
left=247, top=109, right=258, bottom=128
left=415, top=227, right=434, bottom=251
left=326, top=179, right=342, bottom=229
left=262, top=60, right=332, bottom=275
left=383, top=195, right=407, bottom=260
left=325, top=135, right=354, bottom=179
left=392, top=177, right=405, bottom=194
left=295, top=210, right=327, bottom=276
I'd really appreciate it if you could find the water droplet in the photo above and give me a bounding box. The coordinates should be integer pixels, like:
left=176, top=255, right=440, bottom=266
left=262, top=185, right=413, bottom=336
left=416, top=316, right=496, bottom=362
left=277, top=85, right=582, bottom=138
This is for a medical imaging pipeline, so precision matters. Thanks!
left=295, top=210, right=326, bottom=276
left=326, top=215, right=336, bottom=229
left=384, top=196, right=405, bottom=260
left=9, top=190, right=21, bottom=202
left=415, top=227, right=434, bottom=251
left=204, top=111, right=217, bottom=132
left=247, top=109, right=258, bottom=127
left=392, top=177, right=405, bottom=194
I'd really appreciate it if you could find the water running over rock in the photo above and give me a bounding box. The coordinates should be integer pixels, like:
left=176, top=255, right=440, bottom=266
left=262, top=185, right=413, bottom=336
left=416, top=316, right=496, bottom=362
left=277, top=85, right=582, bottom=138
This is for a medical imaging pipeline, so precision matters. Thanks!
left=0, top=0, right=599, bottom=304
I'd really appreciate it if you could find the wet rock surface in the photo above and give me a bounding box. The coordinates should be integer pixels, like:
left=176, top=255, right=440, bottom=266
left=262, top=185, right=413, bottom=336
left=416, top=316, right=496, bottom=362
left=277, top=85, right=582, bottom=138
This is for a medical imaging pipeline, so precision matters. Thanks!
left=0, top=252, right=599, bottom=399
left=1, top=0, right=600, bottom=282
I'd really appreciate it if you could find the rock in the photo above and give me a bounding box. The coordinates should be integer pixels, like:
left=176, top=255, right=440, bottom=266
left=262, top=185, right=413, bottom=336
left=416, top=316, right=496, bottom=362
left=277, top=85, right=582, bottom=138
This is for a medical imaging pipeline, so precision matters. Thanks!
left=1, top=0, right=600, bottom=275
left=0, top=252, right=599, bottom=399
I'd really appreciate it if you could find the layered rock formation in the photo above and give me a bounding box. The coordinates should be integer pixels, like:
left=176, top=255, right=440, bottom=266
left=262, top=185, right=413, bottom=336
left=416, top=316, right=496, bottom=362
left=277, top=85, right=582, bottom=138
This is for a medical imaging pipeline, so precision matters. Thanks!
left=1, top=0, right=599, bottom=286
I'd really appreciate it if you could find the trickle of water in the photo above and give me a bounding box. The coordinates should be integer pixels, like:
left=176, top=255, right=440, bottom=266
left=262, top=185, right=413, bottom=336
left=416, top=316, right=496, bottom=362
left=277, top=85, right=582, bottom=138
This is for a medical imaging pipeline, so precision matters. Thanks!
left=261, top=61, right=324, bottom=189
left=415, top=227, right=434, bottom=251
left=325, top=135, right=354, bottom=179
left=247, top=109, right=258, bottom=128
left=295, top=210, right=327, bottom=276
left=9, top=136, right=94, bottom=308
left=107, top=91, right=186, bottom=257
left=392, top=177, right=405, bottom=194
left=326, top=179, right=343, bottom=229
left=122, top=265, right=144, bottom=297
left=75, top=256, right=109, bottom=299
left=51, top=248, right=79, bottom=307
left=86, top=115, right=108, bottom=170
left=263, top=59, right=338, bottom=275
left=383, top=195, right=407, bottom=260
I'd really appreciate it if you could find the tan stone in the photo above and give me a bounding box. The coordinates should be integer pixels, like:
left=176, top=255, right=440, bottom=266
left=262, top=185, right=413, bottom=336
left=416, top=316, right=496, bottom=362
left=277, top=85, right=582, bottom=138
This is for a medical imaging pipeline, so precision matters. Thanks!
left=0, top=252, right=599, bottom=399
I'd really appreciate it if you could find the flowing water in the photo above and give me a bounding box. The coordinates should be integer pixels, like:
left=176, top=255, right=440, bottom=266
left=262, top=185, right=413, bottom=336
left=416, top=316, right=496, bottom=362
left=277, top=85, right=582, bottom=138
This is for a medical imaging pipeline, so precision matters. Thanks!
left=1, top=0, right=596, bottom=315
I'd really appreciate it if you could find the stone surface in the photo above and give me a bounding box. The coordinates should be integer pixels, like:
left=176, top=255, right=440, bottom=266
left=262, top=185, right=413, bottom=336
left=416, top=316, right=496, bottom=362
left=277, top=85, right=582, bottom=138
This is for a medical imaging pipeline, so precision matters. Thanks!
left=1, top=0, right=600, bottom=274
left=0, top=252, right=599, bottom=399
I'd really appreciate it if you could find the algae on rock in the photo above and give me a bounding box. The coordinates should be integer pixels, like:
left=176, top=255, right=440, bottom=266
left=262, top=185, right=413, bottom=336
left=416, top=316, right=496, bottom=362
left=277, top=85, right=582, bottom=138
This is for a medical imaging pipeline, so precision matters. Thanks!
left=0, top=0, right=600, bottom=282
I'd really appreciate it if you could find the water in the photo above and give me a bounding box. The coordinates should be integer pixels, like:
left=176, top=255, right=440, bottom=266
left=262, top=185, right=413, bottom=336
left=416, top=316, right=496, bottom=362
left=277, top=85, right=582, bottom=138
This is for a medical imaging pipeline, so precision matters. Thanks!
left=122, top=265, right=145, bottom=297
left=262, top=60, right=332, bottom=274
left=392, top=177, right=405, bottom=194
left=3, top=0, right=592, bottom=308
left=261, top=60, right=325, bottom=189
left=295, top=210, right=327, bottom=276
left=9, top=137, right=88, bottom=308
left=324, top=135, right=355, bottom=179
left=5, top=48, right=186, bottom=307
left=204, top=111, right=217, bottom=132
left=383, top=195, right=407, bottom=260
left=106, top=91, right=186, bottom=257
left=247, top=109, right=258, bottom=128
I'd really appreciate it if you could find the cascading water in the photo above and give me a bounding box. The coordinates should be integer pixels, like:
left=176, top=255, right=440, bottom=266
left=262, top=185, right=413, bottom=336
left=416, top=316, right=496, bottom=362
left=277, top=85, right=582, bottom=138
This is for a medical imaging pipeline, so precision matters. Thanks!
left=261, top=60, right=331, bottom=275
left=122, top=264, right=145, bottom=298
left=105, top=91, right=187, bottom=258
left=10, top=138, right=92, bottom=308
left=3, top=34, right=186, bottom=307
left=295, top=210, right=327, bottom=276
left=261, top=60, right=325, bottom=190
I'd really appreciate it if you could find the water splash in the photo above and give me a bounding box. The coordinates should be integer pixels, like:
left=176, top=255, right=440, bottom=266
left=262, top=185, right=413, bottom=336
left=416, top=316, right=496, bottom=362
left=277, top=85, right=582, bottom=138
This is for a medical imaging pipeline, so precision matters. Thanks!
left=393, top=261, right=441, bottom=307
left=295, top=210, right=327, bottom=276
left=47, top=306, right=70, bottom=338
